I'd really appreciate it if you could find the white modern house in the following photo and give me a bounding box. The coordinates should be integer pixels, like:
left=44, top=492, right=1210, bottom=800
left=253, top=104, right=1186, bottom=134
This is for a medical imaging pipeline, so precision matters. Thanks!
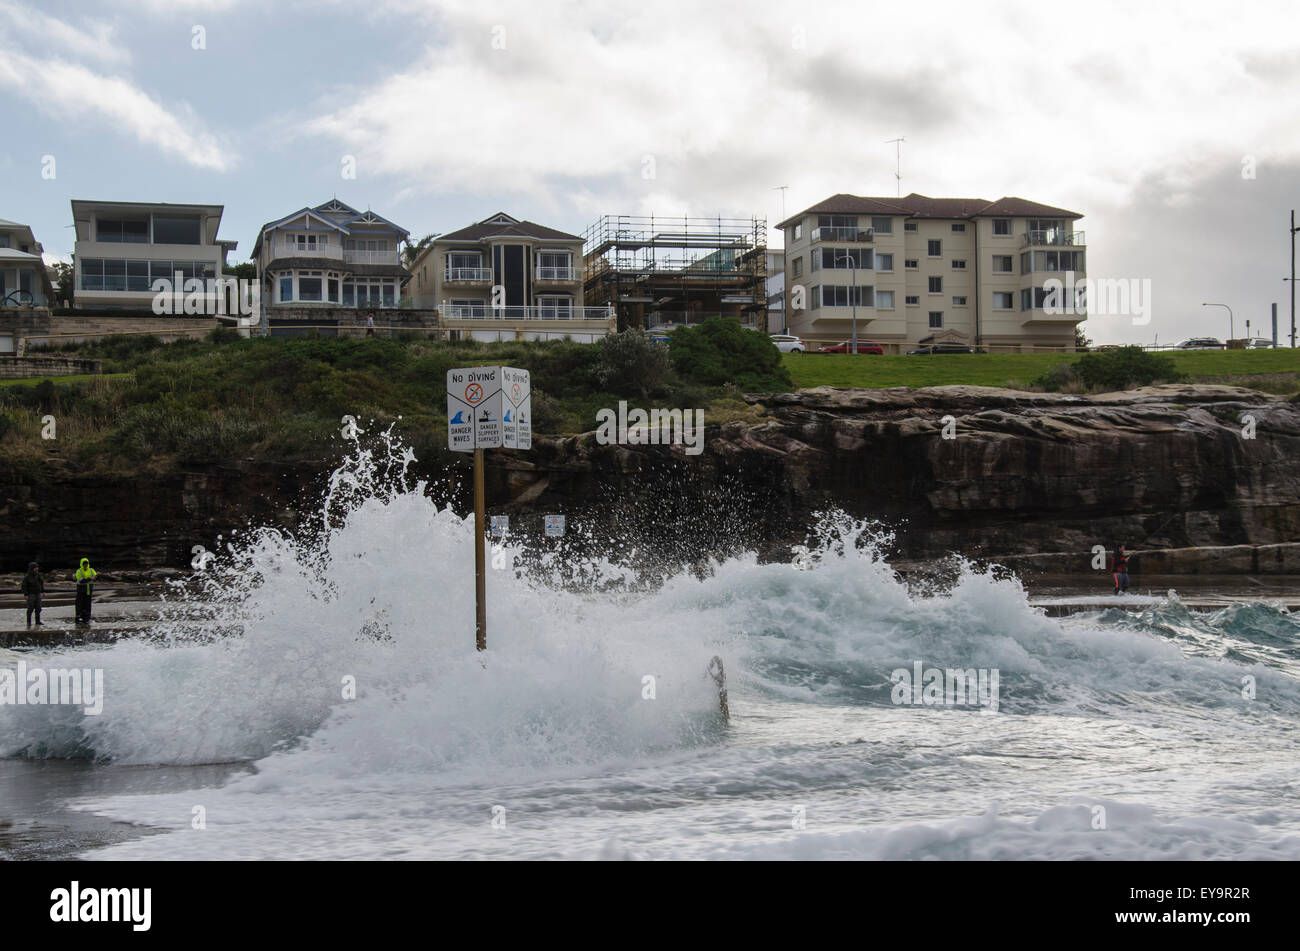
left=252, top=199, right=410, bottom=312
left=0, top=218, right=54, bottom=308
left=71, top=200, right=237, bottom=309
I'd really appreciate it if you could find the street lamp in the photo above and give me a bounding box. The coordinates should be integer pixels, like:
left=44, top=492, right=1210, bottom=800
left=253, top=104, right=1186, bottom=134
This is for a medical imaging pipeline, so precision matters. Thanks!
left=1201, top=302, right=1233, bottom=343
left=836, top=252, right=859, bottom=353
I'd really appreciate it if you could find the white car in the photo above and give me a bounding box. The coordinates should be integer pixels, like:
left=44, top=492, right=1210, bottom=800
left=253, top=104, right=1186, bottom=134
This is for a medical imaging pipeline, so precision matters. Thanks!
left=770, top=334, right=805, bottom=353
left=1247, top=338, right=1275, bottom=349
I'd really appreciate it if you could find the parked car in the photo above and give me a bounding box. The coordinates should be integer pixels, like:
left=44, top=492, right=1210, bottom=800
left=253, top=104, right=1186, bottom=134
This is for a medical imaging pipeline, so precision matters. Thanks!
left=906, top=343, right=980, bottom=354
left=1175, top=337, right=1225, bottom=350
left=769, top=333, right=806, bottom=353
left=1246, top=337, right=1275, bottom=349
left=819, top=339, right=884, bottom=354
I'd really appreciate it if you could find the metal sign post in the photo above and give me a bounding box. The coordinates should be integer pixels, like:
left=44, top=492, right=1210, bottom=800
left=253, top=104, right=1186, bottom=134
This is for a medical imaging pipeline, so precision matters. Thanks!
left=447, top=366, right=530, bottom=651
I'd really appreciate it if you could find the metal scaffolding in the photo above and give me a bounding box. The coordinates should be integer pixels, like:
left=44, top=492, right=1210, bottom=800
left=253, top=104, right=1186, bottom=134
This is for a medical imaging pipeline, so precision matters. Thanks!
left=582, top=214, right=767, bottom=331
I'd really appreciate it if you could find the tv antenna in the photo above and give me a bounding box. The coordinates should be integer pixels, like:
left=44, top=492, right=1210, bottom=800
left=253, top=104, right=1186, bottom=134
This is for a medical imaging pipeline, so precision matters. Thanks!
left=772, top=185, right=789, bottom=222
left=886, top=138, right=905, bottom=196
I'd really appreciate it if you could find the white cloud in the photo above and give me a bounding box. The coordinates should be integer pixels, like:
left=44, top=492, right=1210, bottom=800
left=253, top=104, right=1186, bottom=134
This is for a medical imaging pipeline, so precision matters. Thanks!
left=0, top=50, right=232, bottom=171
left=297, top=0, right=1300, bottom=232
left=0, top=0, right=128, bottom=66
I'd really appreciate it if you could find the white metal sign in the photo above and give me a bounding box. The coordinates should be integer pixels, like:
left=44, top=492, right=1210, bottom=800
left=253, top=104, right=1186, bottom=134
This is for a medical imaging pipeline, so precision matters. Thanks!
left=490, top=515, right=509, bottom=537
left=447, top=366, right=502, bottom=451
left=501, top=366, right=531, bottom=450
left=544, top=514, right=566, bottom=537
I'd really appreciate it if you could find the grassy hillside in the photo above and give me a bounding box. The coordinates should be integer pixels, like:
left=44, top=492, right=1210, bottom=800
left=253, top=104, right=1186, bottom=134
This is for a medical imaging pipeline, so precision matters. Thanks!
left=0, top=326, right=778, bottom=477
left=784, top=349, right=1300, bottom=393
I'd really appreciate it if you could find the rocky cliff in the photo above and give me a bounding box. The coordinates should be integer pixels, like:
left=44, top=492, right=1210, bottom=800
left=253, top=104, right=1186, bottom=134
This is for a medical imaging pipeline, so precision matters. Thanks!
left=3, top=384, right=1298, bottom=574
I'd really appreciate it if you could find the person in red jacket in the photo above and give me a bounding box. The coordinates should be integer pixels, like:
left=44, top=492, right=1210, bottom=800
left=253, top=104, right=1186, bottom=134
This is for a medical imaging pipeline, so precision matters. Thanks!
left=1111, top=545, right=1130, bottom=595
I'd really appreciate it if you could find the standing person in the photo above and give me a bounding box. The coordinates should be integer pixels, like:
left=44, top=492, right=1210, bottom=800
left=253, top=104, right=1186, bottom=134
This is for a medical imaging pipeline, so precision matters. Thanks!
left=22, top=561, right=44, bottom=628
left=365, top=312, right=376, bottom=337
left=74, top=557, right=98, bottom=624
left=1111, top=544, right=1130, bottom=595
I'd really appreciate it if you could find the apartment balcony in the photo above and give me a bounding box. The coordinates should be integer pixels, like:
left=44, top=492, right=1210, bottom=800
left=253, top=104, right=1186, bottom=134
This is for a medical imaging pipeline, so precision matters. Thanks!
left=534, top=266, right=580, bottom=282
left=444, top=267, right=494, bottom=283
left=1023, top=230, right=1086, bottom=247
left=442, top=304, right=613, bottom=321
left=343, top=249, right=400, bottom=265
left=274, top=241, right=343, bottom=260
left=811, top=226, right=873, bottom=243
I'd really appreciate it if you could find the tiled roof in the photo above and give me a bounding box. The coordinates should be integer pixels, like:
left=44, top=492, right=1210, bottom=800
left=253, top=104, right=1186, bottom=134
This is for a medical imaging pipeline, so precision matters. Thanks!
left=438, top=213, right=583, bottom=243
left=780, top=192, right=1082, bottom=227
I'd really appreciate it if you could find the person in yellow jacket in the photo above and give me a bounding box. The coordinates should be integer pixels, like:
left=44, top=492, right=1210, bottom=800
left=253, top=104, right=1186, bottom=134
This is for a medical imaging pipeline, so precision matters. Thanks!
left=74, top=557, right=98, bottom=624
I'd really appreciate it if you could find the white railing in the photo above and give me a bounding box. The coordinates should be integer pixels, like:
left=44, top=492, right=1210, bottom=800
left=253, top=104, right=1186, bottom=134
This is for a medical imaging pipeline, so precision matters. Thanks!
left=1024, top=230, right=1085, bottom=246
left=442, top=304, right=613, bottom=321
left=444, top=267, right=493, bottom=282
left=344, top=249, right=399, bottom=265
left=535, top=266, right=579, bottom=281
left=812, top=226, right=873, bottom=243
left=275, top=241, right=342, bottom=259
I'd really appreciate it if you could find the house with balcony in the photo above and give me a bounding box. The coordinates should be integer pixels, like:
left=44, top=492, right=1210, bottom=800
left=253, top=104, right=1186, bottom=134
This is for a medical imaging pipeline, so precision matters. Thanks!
left=252, top=199, right=410, bottom=316
left=71, top=200, right=237, bottom=310
left=779, top=193, right=1085, bottom=351
left=409, top=212, right=612, bottom=342
left=0, top=218, right=55, bottom=309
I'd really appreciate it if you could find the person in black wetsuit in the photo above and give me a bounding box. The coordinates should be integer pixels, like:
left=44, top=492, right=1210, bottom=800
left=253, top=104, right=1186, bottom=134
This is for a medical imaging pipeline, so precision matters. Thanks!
left=1111, top=544, right=1130, bottom=595
left=22, top=561, right=44, bottom=627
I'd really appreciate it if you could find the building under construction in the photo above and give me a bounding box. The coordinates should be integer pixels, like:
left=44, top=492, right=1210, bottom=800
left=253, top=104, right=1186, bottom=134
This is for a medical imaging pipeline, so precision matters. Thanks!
left=582, top=215, right=767, bottom=332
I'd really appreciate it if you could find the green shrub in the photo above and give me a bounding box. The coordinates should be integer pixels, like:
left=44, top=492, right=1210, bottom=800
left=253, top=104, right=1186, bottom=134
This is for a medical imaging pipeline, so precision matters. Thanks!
left=1032, top=362, right=1081, bottom=392
left=207, top=326, right=242, bottom=345
left=594, top=329, right=674, bottom=399
left=667, top=317, right=794, bottom=392
left=1071, top=346, right=1185, bottom=391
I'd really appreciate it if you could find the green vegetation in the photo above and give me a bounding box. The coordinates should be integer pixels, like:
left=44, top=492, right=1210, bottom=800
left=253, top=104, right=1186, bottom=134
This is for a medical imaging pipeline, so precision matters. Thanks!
left=668, top=317, right=794, bottom=391
left=785, top=348, right=1300, bottom=393
left=0, top=325, right=796, bottom=476
left=1035, top=346, right=1185, bottom=392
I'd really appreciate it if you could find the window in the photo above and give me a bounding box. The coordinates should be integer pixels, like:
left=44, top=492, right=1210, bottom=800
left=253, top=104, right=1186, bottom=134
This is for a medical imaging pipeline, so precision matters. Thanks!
left=294, top=233, right=323, bottom=251
left=536, top=250, right=572, bottom=270
left=952, top=260, right=967, bottom=269
left=80, top=258, right=104, bottom=290
left=328, top=278, right=340, bottom=302
left=952, top=296, right=967, bottom=306
left=904, top=222, right=918, bottom=232
left=819, top=248, right=871, bottom=269
left=992, top=219, right=1012, bottom=236
left=537, top=295, right=573, bottom=317
left=96, top=218, right=149, bottom=243
left=870, top=216, right=893, bottom=235
left=793, top=223, right=802, bottom=241
left=951, top=223, right=966, bottom=232
left=929, top=311, right=944, bottom=328
left=928, top=276, right=943, bottom=293
left=792, top=257, right=802, bottom=278
left=820, top=285, right=873, bottom=307
left=927, top=239, right=942, bottom=257
left=102, top=259, right=126, bottom=291
left=905, top=295, right=919, bottom=306
left=279, top=276, right=293, bottom=302
left=1020, top=287, right=1065, bottom=311
left=993, top=255, right=1014, bottom=273
left=126, top=260, right=149, bottom=291
left=818, top=214, right=858, bottom=229
left=0, top=234, right=9, bottom=248
left=153, top=215, right=202, bottom=245
left=993, top=292, right=1014, bottom=309
left=904, top=258, right=918, bottom=269
left=876, top=253, right=893, bottom=271
left=449, top=251, right=483, bottom=271
left=298, top=273, right=323, bottom=302
left=877, top=290, right=895, bottom=309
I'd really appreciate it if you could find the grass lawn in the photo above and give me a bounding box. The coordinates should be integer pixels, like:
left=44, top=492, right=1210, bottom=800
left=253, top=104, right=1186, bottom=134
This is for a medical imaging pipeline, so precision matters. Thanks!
left=0, top=373, right=132, bottom=387
left=784, top=349, right=1300, bottom=392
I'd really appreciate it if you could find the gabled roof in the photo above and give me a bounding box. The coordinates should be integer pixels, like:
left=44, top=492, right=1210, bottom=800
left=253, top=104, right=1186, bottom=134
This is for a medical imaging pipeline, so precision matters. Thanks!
left=254, top=201, right=410, bottom=257
left=778, top=192, right=1083, bottom=228
left=436, top=212, right=583, bottom=243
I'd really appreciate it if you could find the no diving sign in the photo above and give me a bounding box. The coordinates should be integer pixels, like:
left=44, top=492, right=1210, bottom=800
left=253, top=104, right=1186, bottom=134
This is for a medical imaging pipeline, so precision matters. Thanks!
left=447, top=366, right=531, bottom=452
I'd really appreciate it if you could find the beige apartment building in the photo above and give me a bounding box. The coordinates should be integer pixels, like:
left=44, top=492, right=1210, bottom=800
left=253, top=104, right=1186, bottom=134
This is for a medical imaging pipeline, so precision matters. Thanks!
left=778, top=193, right=1086, bottom=351
left=409, top=212, right=613, bottom=342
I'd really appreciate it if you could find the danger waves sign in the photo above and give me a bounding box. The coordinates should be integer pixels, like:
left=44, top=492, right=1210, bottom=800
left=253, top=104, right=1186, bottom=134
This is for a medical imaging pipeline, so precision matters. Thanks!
left=446, top=366, right=530, bottom=452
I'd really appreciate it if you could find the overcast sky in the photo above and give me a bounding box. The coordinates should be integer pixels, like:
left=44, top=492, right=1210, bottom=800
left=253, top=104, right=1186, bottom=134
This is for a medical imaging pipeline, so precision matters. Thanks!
left=2, top=0, right=1298, bottom=344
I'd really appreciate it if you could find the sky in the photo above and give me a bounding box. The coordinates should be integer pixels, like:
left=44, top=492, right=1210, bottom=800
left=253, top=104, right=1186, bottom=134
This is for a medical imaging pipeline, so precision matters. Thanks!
left=2, top=0, right=1299, bottom=344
